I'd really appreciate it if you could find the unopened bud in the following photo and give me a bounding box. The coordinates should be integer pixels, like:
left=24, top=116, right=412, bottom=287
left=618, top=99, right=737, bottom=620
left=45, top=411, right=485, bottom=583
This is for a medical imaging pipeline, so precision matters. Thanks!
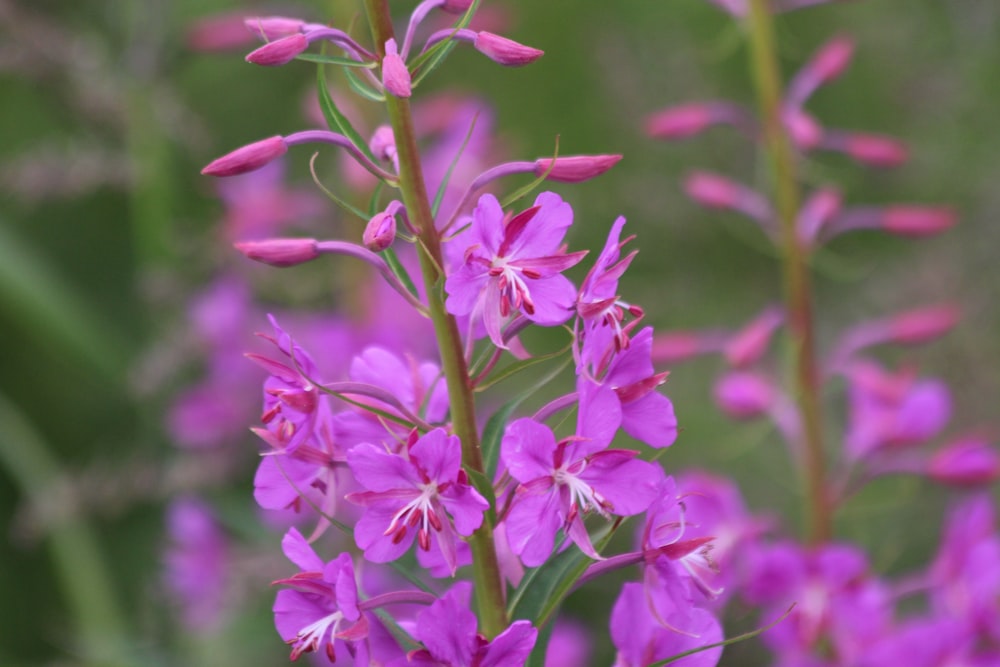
left=370, top=126, right=396, bottom=162
left=245, top=33, right=309, bottom=66
left=243, top=16, right=306, bottom=40
left=784, top=109, right=822, bottom=149
left=234, top=238, right=319, bottom=267
left=845, top=134, right=909, bottom=168
left=797, top=188, right=842, bottom=244
left=809, top=36, right=854, bottom=85
left=724, top=307, right=783, bottom=368
left=646, top=104, right=713, bottom=139
left=473, top=31, right=544, bottom=66
left=928, top=438, right=1000, bottom=486
left=714, top=372, right=775, bottom=420
left=363, top=212, right=397, bottom=252
left=202, top=136, right=288, bottom=177
left=381, top=39, right=411, bottom=98
left=684, top=172, right=741, bottom=209
left=882, top=206, right=958, bottom=237
left=534, top=154, right=622, bottom=183
left=889, top=304, right=960, bottom=344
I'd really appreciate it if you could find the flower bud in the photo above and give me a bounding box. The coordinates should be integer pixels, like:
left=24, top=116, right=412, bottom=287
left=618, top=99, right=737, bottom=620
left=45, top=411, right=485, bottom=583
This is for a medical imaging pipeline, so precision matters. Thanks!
left=928, top=438, right=1000, bottom=486
left=784, top=109, right=822, bottom=149
left=889, top=304, right=960, bottom=344
left=243, top=16, right=306, bottom=40
left=234, top=238, right=319, bottom=267
left=684, top=172, right=741, bottom=209
left=808, top=36, right=854, bottom=86
left=724, top=307, right=783, bottom=368
left=370, top=126, right=397, bottom=162
left=646, top=104, right=713, bottom=139
left=534, top=155, right=622, bottom=183
left=797, top=188, right=841, bottom=244
left=881, top=206, right=958, bottom=237
left=381, top=39, right=411, bottom=98
left=844, top=133, right=909, bottom=167
left=714, top=372, right=775, bottom=420
left=245, top=33, right=309, bottom=66
left=202, top=136, right=288, bottom=177
left=473, top=31, right=544, bottom=66
left=363, top=212, right=397, bottom=252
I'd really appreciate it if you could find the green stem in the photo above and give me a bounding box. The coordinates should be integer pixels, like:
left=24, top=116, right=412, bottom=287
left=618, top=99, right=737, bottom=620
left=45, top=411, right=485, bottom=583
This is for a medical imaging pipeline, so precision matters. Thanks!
left=745, top=0, right=831, bottom=544
left=362, top=0, right=509, bottom=637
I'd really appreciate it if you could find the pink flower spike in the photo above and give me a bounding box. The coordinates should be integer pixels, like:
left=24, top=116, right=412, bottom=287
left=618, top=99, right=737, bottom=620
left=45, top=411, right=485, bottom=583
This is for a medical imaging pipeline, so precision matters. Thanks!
left=243, top=16, right=306, bottom=41
left=381, top=39, right=411, bottom=98
left=245, top=33, right=309, bottom=66
left=235, top=238, right=319, bottom=267
left=928, top=438, right=1000, bottom=486
left=882, top=206, right=958, bottom=237
left=473, top=31, right=544, bottom=66
left=889, top=304, right=960, bottom=344
left=534, top=154, right=622, bottom=183
left=202, top=136, right=288, bottom=177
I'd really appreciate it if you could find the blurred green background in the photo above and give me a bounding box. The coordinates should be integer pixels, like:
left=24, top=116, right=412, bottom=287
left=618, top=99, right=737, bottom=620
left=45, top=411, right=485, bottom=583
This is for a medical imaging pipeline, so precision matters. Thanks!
left=1, top=0, right=998, bottom=664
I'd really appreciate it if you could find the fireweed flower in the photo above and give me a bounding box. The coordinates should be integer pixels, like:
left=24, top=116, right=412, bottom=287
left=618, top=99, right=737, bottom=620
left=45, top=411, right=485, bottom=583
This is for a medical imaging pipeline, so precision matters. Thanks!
left=610, top=582, right=723, bottom=667
left=272, top=528, right=378, bottom=663
left=346, top=428, right=488, bottom=575
left=500, top=384, right=664, bottom=566
left=445, top=192, right=586, bottom=348
left=402, top=582, right=538, bottom=666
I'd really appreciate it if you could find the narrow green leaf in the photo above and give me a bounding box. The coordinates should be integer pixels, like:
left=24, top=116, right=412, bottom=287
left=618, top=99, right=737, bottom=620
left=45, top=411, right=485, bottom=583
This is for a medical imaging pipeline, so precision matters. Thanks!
left=474, top=343, right=572, bottom=393
left=526, top=619, right=555, bottom=667
left=647, top=604, right=796, bottom=667
left=501, top=137, right=561, bottom=209
left=464, top=467, right=498, bottom=525
left=507, top=540, right=593, bottom=623
left=344, top=66, right=386, bottom=102
left=431, top=113, right=480, bottom=217
left=368, top=180, right=386, bottom=217
left=316, top=64, right=378, bottom=164
left=297, top=53, right=376, bottom=68
left=382, top=246, right=421, bottom=300
left=411, top=41, right=459, bottom=88
left=309, top=153, right=370, bottom=221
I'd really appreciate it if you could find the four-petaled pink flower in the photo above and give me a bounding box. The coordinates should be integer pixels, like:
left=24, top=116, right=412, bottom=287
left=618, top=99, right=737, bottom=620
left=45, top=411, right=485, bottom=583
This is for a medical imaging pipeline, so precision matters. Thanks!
left=446, top=192, right=586, bottom=348
left=500, top=384, right=664, bottom=566
left=346, top=428, right=489, bottom=575
left=400, top=582, right=537, bottom=667
left=272, top=528, right=373, bottom=663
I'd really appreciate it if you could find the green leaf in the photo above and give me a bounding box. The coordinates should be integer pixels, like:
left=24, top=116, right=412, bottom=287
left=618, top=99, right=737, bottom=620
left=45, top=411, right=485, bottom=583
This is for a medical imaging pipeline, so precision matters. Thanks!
left=464, top=467, right=498, bottom=525
left=480, top=357, right=571, bottom=478
left=382, top=246, right=421, bottom=300
left=500, top=137, right=560, bottom=209
left=308, top=153, right=370, bottom=221
left=344, top=66, right=386, bottom=102
left=431, top=113, right=480, bottom=217
left=411, top=40, right=459, bottom=88
left=368, top=180, right=386, bottom=217
left=297, top=52, right=376, bottom=68
left=316, top=65, right=378, bottom=164
left=525, top=619, right=555, bottom=667
left=474, top=342, right=572, bottom=393
left=507, top=539, right=593, bottom=624
left=647, top=604, right=797, bottom=666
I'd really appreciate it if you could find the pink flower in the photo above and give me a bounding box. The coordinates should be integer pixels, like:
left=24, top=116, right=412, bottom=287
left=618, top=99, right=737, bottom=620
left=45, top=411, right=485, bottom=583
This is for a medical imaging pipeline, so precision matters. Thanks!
left=445, top=192, right=586, bottom=348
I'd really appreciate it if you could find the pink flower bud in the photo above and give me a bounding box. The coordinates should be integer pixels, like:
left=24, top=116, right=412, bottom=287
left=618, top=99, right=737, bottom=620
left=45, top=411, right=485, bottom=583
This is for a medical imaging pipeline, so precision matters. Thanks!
left=234, top=238, right=319, bottom=267
left=797, top=187, right=842, bottom=244
left=650, top=331, right=725, bottom=363
left=928, top=438, right=1000, bottom=486
left=889, top=304, right=960, bottom=344
left=724, top=307, right=783, bottom=368
left=202, top=136, right=288, bottom=177
left=881, top=206, right=958, bottom=237
left=534, top=154, right=622, bottom=183
left=808, top=36, right=854, bottom=85
left=441, top=0, right=474, bottom=13
left=784, top=109, right=823, bottom=149
left=245, top=33, right=309, bottom=66
left=363, top=212, right=397, bottom=252
left=473, top=31, right=543, bottom=66
left=645, top=104, right=713, bottom=139
left=381, top=39, right=411, bottom=98
left=243, top=16, right=306, bottom=40
left=684, top=172, right=741, bottom=209
left=845, top=133, right=909, bottom=167
left=714, top=372, right=775, bottom=419
left=370, top=126, right=396, bottom=162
